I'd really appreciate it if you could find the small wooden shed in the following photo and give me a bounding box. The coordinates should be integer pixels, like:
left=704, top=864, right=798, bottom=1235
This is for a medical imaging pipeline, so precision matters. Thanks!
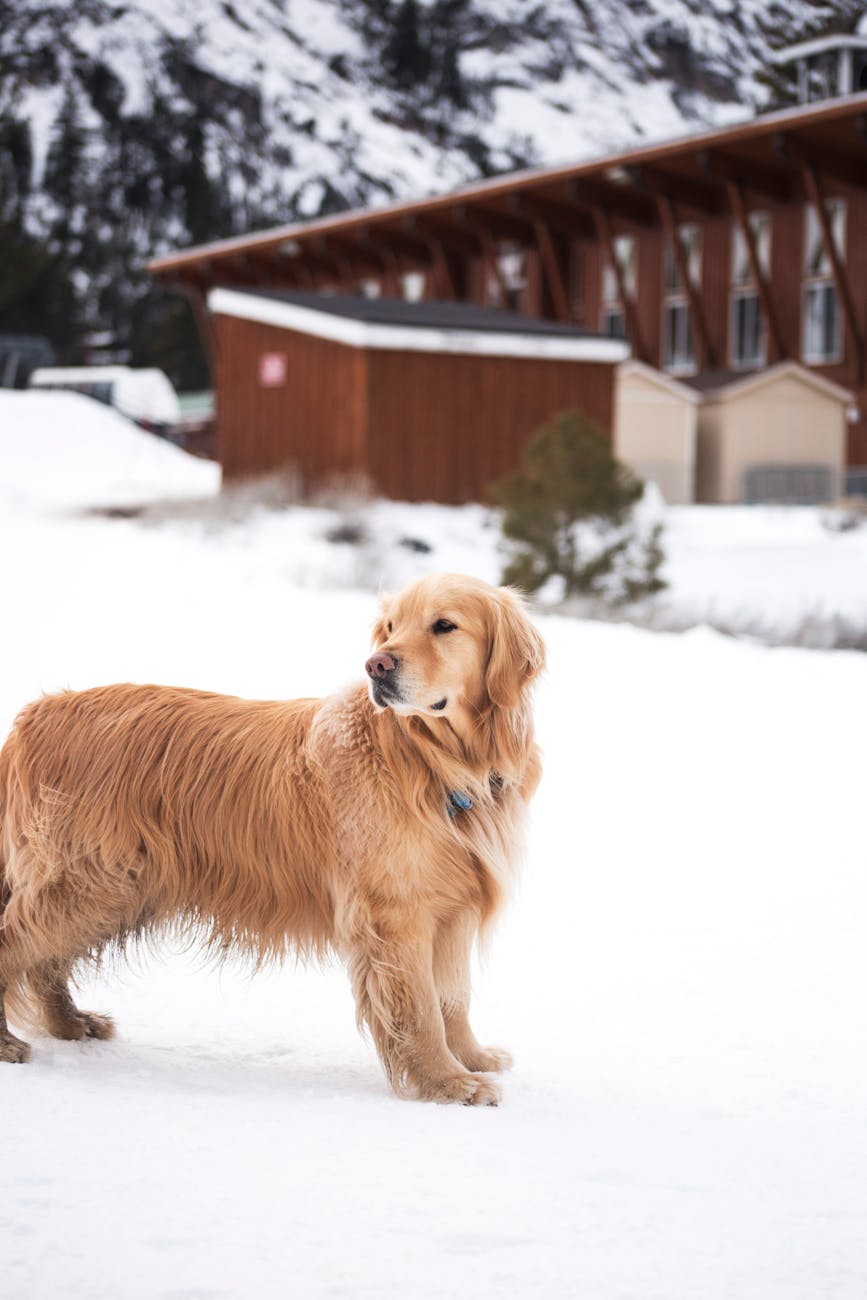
left=614, top=361, right=700, bottom=505
left=691, top=363, right=852, bottom=504
left=207, top=288, right=628, bottom=503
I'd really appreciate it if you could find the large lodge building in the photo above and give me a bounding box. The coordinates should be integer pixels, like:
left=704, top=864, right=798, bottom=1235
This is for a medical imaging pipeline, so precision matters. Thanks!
left=150, top=35, right=867, bottom=505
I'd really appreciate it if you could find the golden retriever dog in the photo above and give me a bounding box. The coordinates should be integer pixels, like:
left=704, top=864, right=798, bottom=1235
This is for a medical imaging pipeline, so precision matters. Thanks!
left=0, top=573, right=544, bottom=1104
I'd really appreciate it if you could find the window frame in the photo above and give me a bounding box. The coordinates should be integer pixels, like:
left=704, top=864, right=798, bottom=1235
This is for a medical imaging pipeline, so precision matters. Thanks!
left=801, top=200, right=846, bottom=366
left=661, top=224, right=700, bottom=376
left=729, top=212, right=771, bottom=371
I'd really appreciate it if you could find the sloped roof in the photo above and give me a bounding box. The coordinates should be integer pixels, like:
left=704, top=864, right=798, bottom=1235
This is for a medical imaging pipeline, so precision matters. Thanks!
left=235, top=287, right=603, bottom=337
left=684, top=360, right=853, bottom=404
left=209, top=287, right=629, bottom=362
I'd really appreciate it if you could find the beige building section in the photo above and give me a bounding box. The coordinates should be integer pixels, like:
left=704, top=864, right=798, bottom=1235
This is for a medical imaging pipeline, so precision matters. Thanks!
left=616, top=360, right=852, bottom=504
left=695, top=364, right=851, bottom=504
left=614, top=361, right=700, bottom=504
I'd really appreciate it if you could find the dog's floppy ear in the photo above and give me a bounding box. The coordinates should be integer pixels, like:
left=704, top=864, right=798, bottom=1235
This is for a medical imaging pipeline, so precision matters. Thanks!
left=485, top=588, right=546, bottom=709
left=371, top=596, right=393, bottom=647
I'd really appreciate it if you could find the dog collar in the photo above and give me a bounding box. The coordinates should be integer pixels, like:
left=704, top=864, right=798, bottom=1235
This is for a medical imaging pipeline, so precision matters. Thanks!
left=447, top=790, right=473, bottom=817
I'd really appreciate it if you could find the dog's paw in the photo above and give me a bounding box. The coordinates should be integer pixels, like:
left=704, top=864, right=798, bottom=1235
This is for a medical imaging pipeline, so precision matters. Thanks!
left=0, top=1032, right=32, bottom=1063
left=464, top=1045, right=514, bottom=1074
left=52, top=1012, right=116, bottom=1042
left=420, top=1072, right=503, bottom=1106
left=79, top=1012, right=116, bottom=1041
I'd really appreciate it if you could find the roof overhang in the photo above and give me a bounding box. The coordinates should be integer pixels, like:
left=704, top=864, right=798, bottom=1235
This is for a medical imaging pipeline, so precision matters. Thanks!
left=209, top=287, right=630, bottom=362
left=150, top=92, right=867, bottom=289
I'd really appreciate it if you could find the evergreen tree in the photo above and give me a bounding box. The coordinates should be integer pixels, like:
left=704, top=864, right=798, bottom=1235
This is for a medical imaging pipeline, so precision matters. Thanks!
left=0, top=118, right=32, bottom=226
left=383, top=0, right=432, bottom=90
left=491, top=410, right=667, bottom=604
left=0, top=227, right=80, bottom=358
left=43, top=86, right=87, bottom=242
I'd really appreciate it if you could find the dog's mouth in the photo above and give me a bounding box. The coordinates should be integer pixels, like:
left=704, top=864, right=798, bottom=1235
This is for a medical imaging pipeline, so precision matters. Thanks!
left=369, top=678, right=402, bottom=708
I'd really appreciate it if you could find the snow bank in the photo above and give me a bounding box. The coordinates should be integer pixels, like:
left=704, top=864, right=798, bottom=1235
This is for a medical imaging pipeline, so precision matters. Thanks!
left=2, top=389, right=865, bottom=648
left=0, top=390, right=218, bottom=513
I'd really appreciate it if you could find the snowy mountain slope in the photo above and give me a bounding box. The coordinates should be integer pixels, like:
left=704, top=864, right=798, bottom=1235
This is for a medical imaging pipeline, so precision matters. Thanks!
left=3, top=0, right=863, bottom=239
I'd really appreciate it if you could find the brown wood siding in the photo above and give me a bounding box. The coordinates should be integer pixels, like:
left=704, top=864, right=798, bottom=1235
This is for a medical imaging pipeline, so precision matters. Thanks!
left=365, top=350, right=614, bottom=504
left=635, top=227, right=663, bottom=366
left=214, top=315, right=365, bottom=484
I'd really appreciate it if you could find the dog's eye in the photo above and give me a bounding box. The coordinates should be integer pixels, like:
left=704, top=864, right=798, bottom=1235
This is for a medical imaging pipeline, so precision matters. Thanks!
left=387, top=621, right=393, bottom=634
left=432, top=619, right=457, bottom=635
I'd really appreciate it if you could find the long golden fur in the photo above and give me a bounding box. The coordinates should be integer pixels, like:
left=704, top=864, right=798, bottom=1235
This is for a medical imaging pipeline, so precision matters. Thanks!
left=0, top=573, right=544, bottom=1104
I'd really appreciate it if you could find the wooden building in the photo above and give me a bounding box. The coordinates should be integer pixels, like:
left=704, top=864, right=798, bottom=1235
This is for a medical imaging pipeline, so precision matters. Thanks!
left=209, top=287, right=626, bottom=502
left=150, top=84, right=867, bottom=501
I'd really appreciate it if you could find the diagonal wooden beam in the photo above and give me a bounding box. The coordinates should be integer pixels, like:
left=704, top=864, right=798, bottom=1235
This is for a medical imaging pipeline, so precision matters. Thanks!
left=569, top=178, right=657, bottom=227
left=628, top=164, right=724, bottom=215
left=457, top=203, right=535, bottom=246
left=532, top=220, right=571, bottom=322
left=726, top=180, right=786, bottom=363
left=698, top=148, right=793, bottom=203
left=362, top=224, right=430, bottom=264
left=776, top=132, right=867, bottom=191
left=656, top=194, right=716, bottom=369
left=471, top=225, right=512, bottom=307
left=509, top=191, right=595, bottom=240
left=423, top=235, right=457, bottom=298
left=407, top=214, right=480, bottom=256
left=801, top=162, right=864, bottom=382
left=591, top=207, right=647, bottom=362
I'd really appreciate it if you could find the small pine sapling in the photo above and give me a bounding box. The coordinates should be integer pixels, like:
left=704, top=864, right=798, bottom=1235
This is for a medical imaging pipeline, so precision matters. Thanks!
left=490, top=409, right=666, bottom=605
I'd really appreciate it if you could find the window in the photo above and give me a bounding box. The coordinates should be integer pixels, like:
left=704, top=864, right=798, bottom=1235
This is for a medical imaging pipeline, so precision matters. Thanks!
left=487, top=242, right=526, bottom=311
left=802, top=200, right=845, bottom=364
left=730, top=212, right=770, bottom=369
left=600, top=234, right=635, bottom=342
left=400, top=271, right=425, bottom=302
left=662, top=224, right=700, bottom=374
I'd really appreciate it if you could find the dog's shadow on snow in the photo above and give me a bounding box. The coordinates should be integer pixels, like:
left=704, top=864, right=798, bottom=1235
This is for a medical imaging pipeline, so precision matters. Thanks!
left=27, top=1032, right=389, bottom=1102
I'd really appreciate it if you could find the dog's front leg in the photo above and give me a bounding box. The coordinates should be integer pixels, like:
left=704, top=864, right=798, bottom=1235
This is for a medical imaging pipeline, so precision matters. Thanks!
left=433, top=917, right=514, bottom=1075
left=346, top=922, right=502, bottom=1105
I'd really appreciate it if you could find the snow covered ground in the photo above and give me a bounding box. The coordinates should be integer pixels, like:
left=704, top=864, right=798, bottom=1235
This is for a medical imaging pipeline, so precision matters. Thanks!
left=1, top=392, right=866, bottom=1299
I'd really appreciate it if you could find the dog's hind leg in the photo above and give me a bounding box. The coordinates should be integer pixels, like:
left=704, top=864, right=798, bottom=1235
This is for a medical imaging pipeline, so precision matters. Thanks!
left=28, top=960, right=115, bottom=1042
left=0, top=981, right=31, bottom=1062
left=0, top=915, right=32, bottom=1061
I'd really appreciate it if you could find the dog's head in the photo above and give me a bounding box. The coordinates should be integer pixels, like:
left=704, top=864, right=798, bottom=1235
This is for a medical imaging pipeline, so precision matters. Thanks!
left=366, top=574, right=545, bottom=732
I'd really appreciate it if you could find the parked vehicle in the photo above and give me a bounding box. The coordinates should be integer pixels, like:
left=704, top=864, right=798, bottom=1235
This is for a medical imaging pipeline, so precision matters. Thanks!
left=29, top=366, right=181, bottom=432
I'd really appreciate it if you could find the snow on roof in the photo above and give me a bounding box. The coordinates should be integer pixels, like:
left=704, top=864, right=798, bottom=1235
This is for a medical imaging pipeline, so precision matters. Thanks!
left=208, top=287, right=630, bottom=363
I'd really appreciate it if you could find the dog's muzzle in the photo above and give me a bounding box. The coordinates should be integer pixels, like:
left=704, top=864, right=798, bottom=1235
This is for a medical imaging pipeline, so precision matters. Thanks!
left=365, top=651, right=402, bottom=707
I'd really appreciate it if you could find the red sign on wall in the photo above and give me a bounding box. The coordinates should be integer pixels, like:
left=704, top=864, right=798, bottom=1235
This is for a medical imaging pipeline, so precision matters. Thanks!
left=259, top=352, right=287, bottom=387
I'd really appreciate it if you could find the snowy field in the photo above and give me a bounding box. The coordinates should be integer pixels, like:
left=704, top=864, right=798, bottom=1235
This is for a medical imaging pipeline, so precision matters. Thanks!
left=1, top=392, right=866, bottom=1299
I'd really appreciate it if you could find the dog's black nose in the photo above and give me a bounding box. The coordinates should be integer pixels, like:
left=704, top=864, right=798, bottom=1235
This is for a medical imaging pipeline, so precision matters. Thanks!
left=365, top=652, right=398, bottom=679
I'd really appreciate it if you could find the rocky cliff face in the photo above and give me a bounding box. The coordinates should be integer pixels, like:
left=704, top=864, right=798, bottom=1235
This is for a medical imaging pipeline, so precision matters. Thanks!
left=0, top=0, right=861, bottom=383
